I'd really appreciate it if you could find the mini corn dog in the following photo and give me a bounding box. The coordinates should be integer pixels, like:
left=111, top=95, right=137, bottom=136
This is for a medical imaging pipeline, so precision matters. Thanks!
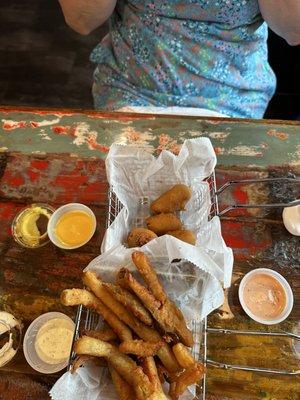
left=146, top=213, right=182, bottom=235
left=167, top=230, right=196, bottom=245
left=151, top=184, right=192, bottom=214
left=127, top=227, right=158, bottom=248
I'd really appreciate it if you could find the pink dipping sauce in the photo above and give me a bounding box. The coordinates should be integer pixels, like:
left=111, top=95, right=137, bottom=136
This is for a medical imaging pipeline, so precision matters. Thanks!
left=243, top=273, right=286, bottom=320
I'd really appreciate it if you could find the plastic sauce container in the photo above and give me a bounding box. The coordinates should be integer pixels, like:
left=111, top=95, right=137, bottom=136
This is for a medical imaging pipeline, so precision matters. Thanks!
left=47, top=203, right=96, bottom=249
left=23, top=312, right=75, bottom=374
left=0, top=312, right=22, bottom=367
left=239, top=268, right=293, bottom=325
left=12, top=203, right=55, bottom=248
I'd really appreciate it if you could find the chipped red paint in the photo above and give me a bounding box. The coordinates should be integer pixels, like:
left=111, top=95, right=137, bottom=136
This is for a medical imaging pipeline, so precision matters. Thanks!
left=2, top=121, right=27, bottom=130
left=86, top=137, right=109, bottom=153
left=267, top=129, right=289, bottom=141
left=30, top=160, right=49, bottom=170
left=222, top=220, right=272, bottom=259
left=0, top=203, right=22, bottom=238
left=214, top=147, right=222, bottom=155
left=156, top=133, right=180, bottom=154
left=52, top=125, right=71, bottom=135
left=232, top=185, right=248, bottom=204
left=27, top=169, right=40, bottom=183
left=0, top=203, right=17, bottom=220
left=6, top=173, right=25, bottom=187
left=53, top=175, right=88, bottom=187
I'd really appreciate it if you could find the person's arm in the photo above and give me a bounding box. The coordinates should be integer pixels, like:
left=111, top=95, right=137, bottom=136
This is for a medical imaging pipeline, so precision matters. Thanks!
left=58, top=0, right=117, bottom=35
left=258, top=0, right=300, bottom=46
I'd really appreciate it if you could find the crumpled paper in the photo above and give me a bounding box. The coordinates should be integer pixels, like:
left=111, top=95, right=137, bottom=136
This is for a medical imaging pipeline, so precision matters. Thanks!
left=51, top=232, right=233, bottom=400
left=101, top=137, right=217, bottom=253
left=50, top=137, right=233, bottom=400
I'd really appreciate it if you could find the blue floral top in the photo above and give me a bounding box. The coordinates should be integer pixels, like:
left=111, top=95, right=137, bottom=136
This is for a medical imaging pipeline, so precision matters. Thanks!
left=91, top=0, right=276, bottom=118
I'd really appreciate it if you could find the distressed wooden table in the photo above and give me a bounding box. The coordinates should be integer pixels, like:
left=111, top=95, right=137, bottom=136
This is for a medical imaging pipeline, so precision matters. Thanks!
left=0, top=107, right=299, bottom=400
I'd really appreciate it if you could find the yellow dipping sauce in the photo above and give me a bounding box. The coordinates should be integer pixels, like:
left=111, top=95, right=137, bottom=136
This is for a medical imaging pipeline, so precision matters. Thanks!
left=55, top=211, right=94, bottom=246
left=35, top=318, right=74, bottom=365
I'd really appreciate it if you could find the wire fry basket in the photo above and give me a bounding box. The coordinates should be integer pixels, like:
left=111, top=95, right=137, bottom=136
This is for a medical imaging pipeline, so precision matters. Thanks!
left=69, top=173, right=300, bottom=399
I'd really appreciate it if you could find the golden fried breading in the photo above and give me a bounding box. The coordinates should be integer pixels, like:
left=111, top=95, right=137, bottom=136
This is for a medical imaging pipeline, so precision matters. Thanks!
left=61, top=288, right=132, bottom=341
left=151, top=184, right=191, bottom=214
left=132, top=251, right=167, bottom=303
left=84, top=271, right=180, bottom=373
left=108, top=363, right=135, bottom=400
left=131, top=253, right=194, bottom=347
left=172, top=343, right=196, bottom=368
left=141, top=357, right=169, bottom=400
left=127, top=227, right=158, bottom=248
left=119, top=340, right=164, bottom=357
left=82, top=328, right=118, bottom=342
left=146, top=213, right=182, bottom=235
left=75, top=336, right=152, bottom=399
left=104, top=282, right=152, bottom=326
left=167, top=230, right=196, bottom=245
left=169, top=363, right=205, bottom=398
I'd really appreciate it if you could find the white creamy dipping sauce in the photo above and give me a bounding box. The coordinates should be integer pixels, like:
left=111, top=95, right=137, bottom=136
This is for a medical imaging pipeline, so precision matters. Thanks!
left=34, top=318, right=74, bottom=364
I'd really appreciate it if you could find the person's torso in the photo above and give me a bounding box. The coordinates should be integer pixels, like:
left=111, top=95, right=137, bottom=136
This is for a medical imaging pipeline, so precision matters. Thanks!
left=91, top=0, right=276, bottom=118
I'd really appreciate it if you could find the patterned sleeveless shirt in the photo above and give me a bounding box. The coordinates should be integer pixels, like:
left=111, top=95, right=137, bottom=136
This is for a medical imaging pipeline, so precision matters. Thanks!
left=90, top=0, right=276, bottom=118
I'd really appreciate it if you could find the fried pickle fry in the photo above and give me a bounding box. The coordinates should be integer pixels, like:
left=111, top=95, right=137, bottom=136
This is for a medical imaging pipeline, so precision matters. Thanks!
left=83, top=328, right=118, bottom=342
left=103, top=282, right=152, bottom=326
left=118, top=267, right=193, bottom=347
left=61, top=289, right=132, bottom=342
left=83, top=271, right=180, bottom=373
left=141, top=357, right=169, bottom=400
left=156, top=363, right=169, bottom=384
left=108, top=362, right=135, bottom=400
left=119, top=340, right=164, bottom=357
left=130, top=253, right=194, bottom=347
left=167, top=230, right=196, bottom=245
left=172, top=343, right=196, bottom=368
left=151, top=184, right=192, bottom=214
left=127, top=227, right=158, bottom=248
left=146, top=213, right=182, bottom=235
left=169, top=363, right=205, bottom=399
left=117, top=268, right=162, bottom=311
left=132, top=252, right=166, bottom=303
left=75, top=336, right=153, bottom=399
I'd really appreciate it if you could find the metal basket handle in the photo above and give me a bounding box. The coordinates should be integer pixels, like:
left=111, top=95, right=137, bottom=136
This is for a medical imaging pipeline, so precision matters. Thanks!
left=215, top=177, right=300, bottom=216
left=206, top=327, right=300, bottom=375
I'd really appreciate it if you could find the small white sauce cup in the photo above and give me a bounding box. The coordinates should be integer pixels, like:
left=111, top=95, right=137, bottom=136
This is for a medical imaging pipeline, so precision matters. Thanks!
left=282, top=205, right=300, bottom=236
left=23, top=312, right=75, bottom=374
left=47, top=203, right=96, bottom=249
left=238, top=268, right=294, bottom=325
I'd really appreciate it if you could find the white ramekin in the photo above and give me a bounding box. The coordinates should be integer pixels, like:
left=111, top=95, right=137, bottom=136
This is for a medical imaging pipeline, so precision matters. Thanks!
left=238, top=268, right=294, bottom=325
left=47, top=203, right=96, bottom=249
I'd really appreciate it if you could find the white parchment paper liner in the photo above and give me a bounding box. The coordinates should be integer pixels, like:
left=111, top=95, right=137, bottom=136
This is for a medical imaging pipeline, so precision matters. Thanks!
left=101, top=138, right=217, bottom=253
left=51, top=232, right=233, bottom=400
left=51, top=137, right=233, bottom=400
